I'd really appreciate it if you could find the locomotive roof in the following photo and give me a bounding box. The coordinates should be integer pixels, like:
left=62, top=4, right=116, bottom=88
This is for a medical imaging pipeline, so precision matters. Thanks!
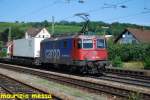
left=42, top=34, right=105, bottom=42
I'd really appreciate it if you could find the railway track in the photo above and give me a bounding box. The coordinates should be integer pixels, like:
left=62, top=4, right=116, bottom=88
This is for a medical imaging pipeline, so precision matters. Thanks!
left=106, top=67, right=150, bottom=80
left=0, top=73, right=59, bottom=100
left=1, top=58, right=150, bottom=80
left=0, top=63, right=150, bottom=100
left=97, top=74, right=150, bottom=87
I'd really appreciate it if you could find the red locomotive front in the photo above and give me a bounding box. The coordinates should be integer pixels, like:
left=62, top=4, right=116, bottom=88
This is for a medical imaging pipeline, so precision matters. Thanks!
left=72, top=35, right=108, bottom=74
left=73, top=35, right=107, bottom=61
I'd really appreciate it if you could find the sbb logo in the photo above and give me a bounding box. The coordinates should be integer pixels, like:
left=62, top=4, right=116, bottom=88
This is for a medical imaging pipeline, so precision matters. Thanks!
left=45, top=49, right=60, bottom=59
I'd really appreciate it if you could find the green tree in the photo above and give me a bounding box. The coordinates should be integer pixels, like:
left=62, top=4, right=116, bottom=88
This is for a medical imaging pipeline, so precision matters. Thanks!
left=42, top=20, right=49, bottom=27
left=144, top=56, right=150, bottom=69
left=11, top=26, right=24, bottom=39
left=0, top=41, right=3, bottom=49
left=0, top=28, right=9, bottom=42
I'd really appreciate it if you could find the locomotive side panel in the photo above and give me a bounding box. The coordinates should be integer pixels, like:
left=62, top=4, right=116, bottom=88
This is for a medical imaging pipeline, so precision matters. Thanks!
left=40, top=38, right=73, bottom=65
left=59, top=38, right=73, bottom=65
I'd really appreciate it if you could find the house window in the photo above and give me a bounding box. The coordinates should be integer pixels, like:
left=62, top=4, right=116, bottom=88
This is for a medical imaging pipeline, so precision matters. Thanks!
left=132, top=40, right=137, bottom=44
left=122, top=34, right=125, bottom=38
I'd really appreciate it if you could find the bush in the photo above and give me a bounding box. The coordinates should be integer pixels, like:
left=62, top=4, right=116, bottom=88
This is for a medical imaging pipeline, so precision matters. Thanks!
left=0, top=52, right=6, bottom=57
left=112, top=56, right=123, bottom=68
left=108, top=43, right=150, bottom=62
left=144, top=56, right=150, bottom=69
left=0, top=50, right=7, bottom=57
left=128, top=92, right=141, bottom=100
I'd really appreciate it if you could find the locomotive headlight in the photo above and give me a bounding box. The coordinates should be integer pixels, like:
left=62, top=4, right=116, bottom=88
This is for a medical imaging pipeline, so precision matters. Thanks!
left=96, top=56, right=99, bottom=58
left=92, top=56, right=95, bottom=59
left=92, top=56, right=99, bottom=59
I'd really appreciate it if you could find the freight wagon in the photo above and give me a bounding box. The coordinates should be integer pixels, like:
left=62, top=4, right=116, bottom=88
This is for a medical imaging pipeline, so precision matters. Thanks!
left=11, top=38, right=46, bottom=65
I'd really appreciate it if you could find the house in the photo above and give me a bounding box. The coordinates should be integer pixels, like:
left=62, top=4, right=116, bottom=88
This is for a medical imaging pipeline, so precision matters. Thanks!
left=6, top=41, right=13, bottom=57
left=25, top=27, right=51, bottom=39
left=114, top=28, right=150, bottom=44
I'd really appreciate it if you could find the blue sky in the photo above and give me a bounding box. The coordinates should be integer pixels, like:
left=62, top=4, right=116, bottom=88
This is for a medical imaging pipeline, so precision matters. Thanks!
left=0, top=0, right=150, bottom=26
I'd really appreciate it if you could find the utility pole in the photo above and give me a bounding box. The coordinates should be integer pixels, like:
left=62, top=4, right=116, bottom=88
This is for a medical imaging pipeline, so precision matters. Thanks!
left=52, top=16, right=55, bottom=35
left=101, top=26, right=109, bottom=36
left=8, top=27, right=11, bottom=42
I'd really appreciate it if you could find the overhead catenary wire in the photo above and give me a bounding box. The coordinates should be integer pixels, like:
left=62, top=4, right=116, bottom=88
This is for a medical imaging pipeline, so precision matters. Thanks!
left=60, top=0, right=133, bottom=21
left=88, top=0, right=133, bottom=13
left=60, top=10, right=150, bottom=28
left=103, top=11, right=150, bottom=22
left=61, top=0, right=150, bottom=25
left=16, top=0, right=86, bottom=21
left=15, top=0, right=150, bottom=25
left=16, top=0, right=61, bottom=21
left=144, top=0, right=146, bottom=9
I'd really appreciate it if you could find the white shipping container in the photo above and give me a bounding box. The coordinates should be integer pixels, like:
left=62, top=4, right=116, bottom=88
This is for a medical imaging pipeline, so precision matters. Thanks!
left=13, top=38, right=44, bottom=58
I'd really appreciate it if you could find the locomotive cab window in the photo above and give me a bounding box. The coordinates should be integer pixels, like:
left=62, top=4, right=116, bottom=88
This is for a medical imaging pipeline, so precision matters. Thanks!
left=83, top=39, right=93, bottom=49
left=77, top=39, right=82, bottom=49
left=97, top=39, right=105, bottom=48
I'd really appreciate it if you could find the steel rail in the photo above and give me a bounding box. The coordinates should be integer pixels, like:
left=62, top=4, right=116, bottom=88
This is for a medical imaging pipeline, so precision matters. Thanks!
left=0, top=63, right=149, bottom=100
left=0, top=73, right=60, bottom=100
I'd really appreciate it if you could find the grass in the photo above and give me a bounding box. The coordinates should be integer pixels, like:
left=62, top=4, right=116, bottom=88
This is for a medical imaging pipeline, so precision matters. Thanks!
left=34, top=76, right=104, bottom=99
left=128, top=92, right=141, bottom=100
left=47, top=24, right=81, bottom=34
left=123, top=61, right=144, bottom=69
left=0, top=22, right=31, bottom=33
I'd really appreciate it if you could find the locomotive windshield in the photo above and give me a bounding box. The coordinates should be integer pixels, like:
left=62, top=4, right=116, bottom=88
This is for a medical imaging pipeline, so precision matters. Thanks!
left=83, top=39, right=93, bottom=48
left=97, top=39, right=105, bottom=48
left=77, top=39, right=82, bottom=49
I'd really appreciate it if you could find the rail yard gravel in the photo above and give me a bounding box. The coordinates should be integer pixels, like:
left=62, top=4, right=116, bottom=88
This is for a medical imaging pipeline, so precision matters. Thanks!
left=0, top=67, right=108, bottom=100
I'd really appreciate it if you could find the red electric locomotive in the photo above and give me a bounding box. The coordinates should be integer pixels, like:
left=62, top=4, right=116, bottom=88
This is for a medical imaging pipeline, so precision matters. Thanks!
left=40, top=34, right=108, bottom=74
left=40, top=13, right=108, bottom=74
left=72, top=35, right=108, bottom=74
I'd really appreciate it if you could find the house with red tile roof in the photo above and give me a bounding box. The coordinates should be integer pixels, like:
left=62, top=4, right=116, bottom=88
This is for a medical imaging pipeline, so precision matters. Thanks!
left=114, top=28, right=150, bottom=44
left=25, top=27, right=51, bottom=39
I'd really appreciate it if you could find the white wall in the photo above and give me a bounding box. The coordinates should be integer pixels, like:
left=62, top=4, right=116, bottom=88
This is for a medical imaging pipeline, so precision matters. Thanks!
left=119, top=31, right=138, bottom=44
left=35, top=28, right=51, bottom=38
left=13, top=38, right=45, bottom=58
left=25, top=28, right=51, bottom=39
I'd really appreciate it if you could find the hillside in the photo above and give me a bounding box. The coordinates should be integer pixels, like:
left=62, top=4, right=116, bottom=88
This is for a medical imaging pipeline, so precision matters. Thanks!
left=0, top=21, right=150, bottom=42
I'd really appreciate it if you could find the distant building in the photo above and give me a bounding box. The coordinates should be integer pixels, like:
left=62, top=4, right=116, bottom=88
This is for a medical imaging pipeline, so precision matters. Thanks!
left=6, top=27, right=51, bottom=57
left=105, top=35, right=113, bottom=41
left=114, top=28, right=150, bottom=44
left=25, top=27, right=51, bottom=39
left=6, top=41, right=13, bottom=57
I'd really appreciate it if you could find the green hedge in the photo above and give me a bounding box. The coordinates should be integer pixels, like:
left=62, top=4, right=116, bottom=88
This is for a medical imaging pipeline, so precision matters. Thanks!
left=0, top=51, right=7, bottom=57
left=0, top=48, right=7, bottom=57
left=108, top=43, right=150, bottom=61
left=108, top=43, right=150, bottom=68
left=144, top=56, right=150, bottom=69
left=112, top=56, right=123, bottom=68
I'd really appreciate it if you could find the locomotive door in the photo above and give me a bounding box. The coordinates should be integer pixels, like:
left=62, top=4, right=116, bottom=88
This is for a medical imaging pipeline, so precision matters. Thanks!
left=72, top=38, right=81, bottom=60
